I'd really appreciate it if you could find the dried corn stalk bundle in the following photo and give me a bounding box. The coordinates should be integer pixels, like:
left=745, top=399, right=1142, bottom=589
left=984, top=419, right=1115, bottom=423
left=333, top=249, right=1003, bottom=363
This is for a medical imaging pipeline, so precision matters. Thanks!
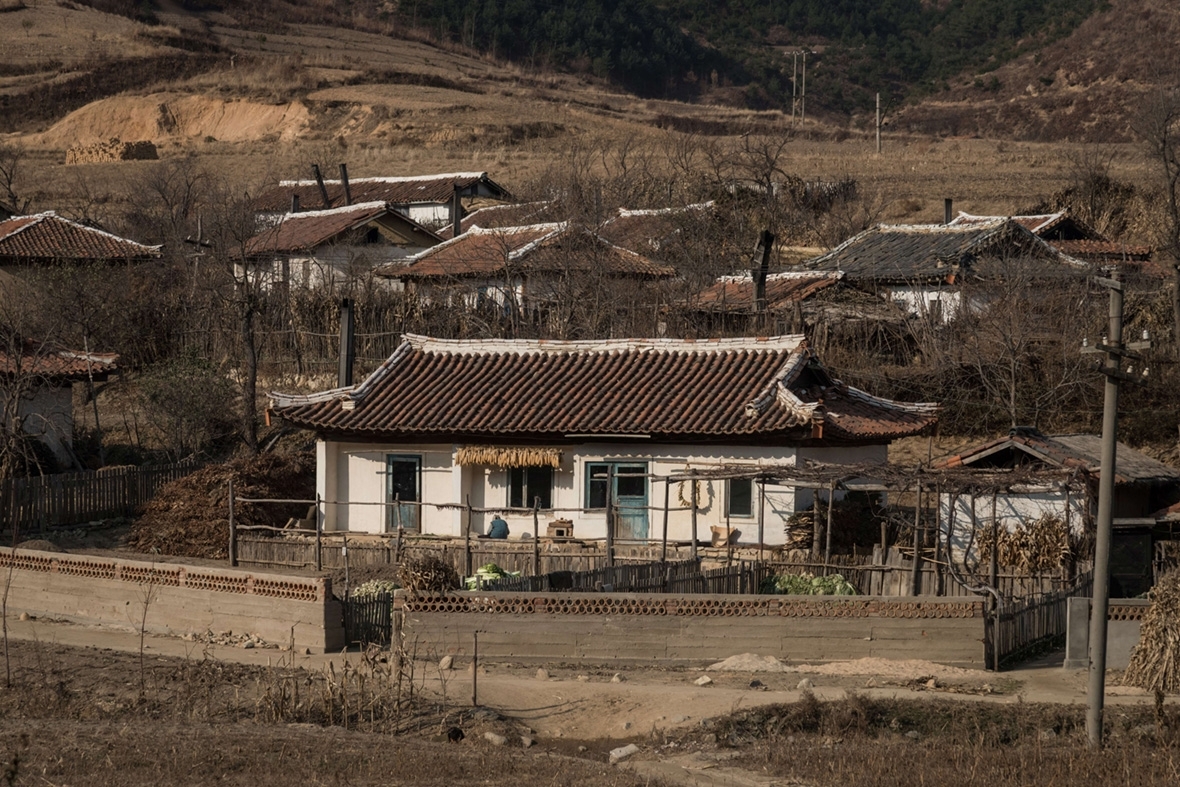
left=454, top=445, right=561, bottom=468
left=784, top=512, right=814, bottom=551
left=976, top=514, right=1072, bottom=572
left=398, top=556, right=460, bottom=596
left=1124, top=572, right=1180, bottom=694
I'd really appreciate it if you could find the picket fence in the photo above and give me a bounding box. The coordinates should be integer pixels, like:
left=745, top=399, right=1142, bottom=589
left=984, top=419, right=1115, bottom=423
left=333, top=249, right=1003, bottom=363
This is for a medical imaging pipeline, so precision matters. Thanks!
left=0, top=459, right=202, bottom=533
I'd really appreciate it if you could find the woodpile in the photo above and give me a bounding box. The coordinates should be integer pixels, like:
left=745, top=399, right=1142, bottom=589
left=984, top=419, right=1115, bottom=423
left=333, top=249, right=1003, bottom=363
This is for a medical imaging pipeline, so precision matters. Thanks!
left=1124, top=571, right=1180, bottom=694
left=398, top=555, right=460, bottom=596
left=976, top=514, right=1072, bottom=572
left=127, top=452, right=314, bottom=559
left=66, top=138, right=158, bottom=165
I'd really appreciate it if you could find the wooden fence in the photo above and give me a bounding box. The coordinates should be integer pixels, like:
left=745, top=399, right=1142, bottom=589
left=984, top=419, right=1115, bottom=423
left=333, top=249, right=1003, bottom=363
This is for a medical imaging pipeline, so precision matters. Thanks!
left=480, top=558, right=704, bottom=592
left=1, top=459, right=202, bottom=534
left=986, top=573, right=1094, bottom=670
left=343, top=592, right=395, bottom=646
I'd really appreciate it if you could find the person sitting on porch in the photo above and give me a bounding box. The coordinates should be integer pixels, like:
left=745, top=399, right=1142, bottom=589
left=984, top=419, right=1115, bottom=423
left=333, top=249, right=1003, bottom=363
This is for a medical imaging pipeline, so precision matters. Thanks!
left=487, top=514, right=509, bottom=539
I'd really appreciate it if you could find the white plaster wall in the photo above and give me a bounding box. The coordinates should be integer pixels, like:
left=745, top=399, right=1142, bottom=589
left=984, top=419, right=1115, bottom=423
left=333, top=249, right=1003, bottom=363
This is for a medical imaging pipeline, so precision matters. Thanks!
left=18, top=385, right=74, bottom=466
left=939, top=488, right=1085, bottom=558
left=887, top=285, right=961, bottom=324
left=320, top=441, right=456, bottom=533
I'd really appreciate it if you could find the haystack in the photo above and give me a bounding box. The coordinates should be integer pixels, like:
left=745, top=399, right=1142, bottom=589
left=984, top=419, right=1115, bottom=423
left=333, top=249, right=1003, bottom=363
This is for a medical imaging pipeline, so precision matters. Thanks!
left=1123, top=571, right=1180, bottom=694
left=127, top=452, right=314, bottom=560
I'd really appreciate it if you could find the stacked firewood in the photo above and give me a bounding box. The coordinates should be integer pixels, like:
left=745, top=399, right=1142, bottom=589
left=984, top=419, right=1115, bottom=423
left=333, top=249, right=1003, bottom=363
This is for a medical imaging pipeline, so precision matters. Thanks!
left=398, top=556, right=460, bottom=595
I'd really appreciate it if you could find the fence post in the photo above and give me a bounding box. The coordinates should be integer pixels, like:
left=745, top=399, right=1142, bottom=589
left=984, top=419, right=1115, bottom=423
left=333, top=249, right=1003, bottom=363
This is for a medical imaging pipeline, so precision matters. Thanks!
left=661, top=478, right=670, bottom=563
left=756, top=478, right=765, bottom=563
left=823, top=481, right=835, bottom=566
left=228, top=478, right=237, bottom=567
left=532, top=497, right=540, bottom=576
left=606, top=465, right=615, bottom=568
left=689, top=471, right=698, bottom=559
left=464, top=494, right=473, bottom=579
left=315, top=492, right=323, bottom=572
left=910, top=484, right=922, bottom=596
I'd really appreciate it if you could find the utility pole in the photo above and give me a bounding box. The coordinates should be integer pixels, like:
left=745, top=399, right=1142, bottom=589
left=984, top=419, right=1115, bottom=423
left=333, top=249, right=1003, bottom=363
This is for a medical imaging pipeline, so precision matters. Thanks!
left=876, top=93, right=882, bottom=154
left=791, top=52, right=798, bottom=122
left=1082, top=271, right=1149, bottom=747
left=801, top=52, right=807, bottom=124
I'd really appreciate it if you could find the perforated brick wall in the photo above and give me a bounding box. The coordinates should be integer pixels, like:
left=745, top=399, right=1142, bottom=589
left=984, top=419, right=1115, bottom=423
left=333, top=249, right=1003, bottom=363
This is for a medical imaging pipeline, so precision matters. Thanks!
left=1, top=547, right=344, bottom=653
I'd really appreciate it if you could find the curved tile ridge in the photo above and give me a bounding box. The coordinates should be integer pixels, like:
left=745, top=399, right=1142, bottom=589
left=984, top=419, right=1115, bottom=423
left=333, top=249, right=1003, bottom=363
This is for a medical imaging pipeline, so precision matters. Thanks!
left=743, top=344, right=813, bottom=421
left=842, top=385, right=940, bottom=414
left=401, top=333, right=806, bottom=356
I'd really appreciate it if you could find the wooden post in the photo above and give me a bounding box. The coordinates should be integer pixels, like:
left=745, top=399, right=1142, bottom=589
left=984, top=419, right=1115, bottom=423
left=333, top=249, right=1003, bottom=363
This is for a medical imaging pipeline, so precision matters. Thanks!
left=532, top=497, right=540, bottom=576
left=314, top=489, right=322, bottom=572
left=823, top=481, right=835, bottom=566
left=228, top=478, right=237, bottom=567
left=910, top=485, right=922, bottom=596
left=934, top=483, right=944, bottom=596
left=606, top=465, right=615, bottom=567
left=810, top=486, right=822, bottom=561
left=690, top=472, right=699, bottom=559
left=471, top=631, right=479, bottom=707
left=661, top=478, right=670, bottom=563
left=726, top=506, right=733, bottom=567
left=464, top=494, right=473, bottom=579
left=990, top=491, right=1000, bottom=609
left=756, top=478, right=765, bottom=563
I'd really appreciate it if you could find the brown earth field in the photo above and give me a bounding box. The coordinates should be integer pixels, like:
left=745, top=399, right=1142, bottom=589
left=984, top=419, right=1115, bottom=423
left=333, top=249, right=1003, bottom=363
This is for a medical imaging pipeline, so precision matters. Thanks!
left=4, top=618, right=1180, bottom=786
left=0, top=2, right=1166, bottom=229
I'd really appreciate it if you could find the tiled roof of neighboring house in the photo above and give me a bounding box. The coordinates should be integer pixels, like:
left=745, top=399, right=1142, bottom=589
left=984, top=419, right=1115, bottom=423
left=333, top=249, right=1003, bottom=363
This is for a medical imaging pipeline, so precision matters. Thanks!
left=0, top=212, right=161, bottom=261
left=242, top=202, right=441, bottom=256
left=804, top=219, right=1084, bottom=283
left=382, top=223, right=676, bottom=279
left=436, top=201, right=555, bottom=240
left=598, top=203, right=715, bottom=256
left=692, top=271, right=843, bottom=313
left=270, top=334, right=938, bottom=443
left=0, top=339, right=119, bottom=380
left=948, top=211, right=1102, bottom=239
left=1051, top=239, right=1155, bottom=263
left=934, top=431, right=1180, bottom=485
left=253, top=172, right=510, bottom=213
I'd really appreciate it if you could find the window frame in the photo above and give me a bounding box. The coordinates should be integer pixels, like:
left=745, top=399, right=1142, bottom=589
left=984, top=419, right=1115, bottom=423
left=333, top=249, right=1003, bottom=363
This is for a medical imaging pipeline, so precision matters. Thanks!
left=508, top=465, right=554, bottom=509
left=726, top=477, right=755, bottom=519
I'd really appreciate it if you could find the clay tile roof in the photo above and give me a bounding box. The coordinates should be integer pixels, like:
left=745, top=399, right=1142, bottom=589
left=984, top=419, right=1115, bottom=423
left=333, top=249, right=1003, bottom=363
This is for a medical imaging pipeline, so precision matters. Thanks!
left=436, top=201, right=555, bottom=240
left=598, top=202, right=714, bottom=255
left=270, top=334, right=937, bottom=442
left=242, top=202, right=440, bottom=256
left=950, top=210, right=1105, bottom=241
left=692, top=271, right=843, bottom=313
left=385, top=223, right=676, bottom=279
left=0, top=212, right=161, bottom=261
left=0, top=339, right=119, bottom=380
left=1050, top=239, right=1154, bottom=263
left=805, top=220, right=1084, bottom=282
left=253, top=172, right=510, bottom=213
left=933, top=432, right=1180, bottom=485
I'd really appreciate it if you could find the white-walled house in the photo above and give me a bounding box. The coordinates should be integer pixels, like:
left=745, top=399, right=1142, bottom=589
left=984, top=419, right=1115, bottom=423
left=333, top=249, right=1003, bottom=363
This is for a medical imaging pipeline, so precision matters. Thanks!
left=238, top=202, right=441, bottom=290
left=270, top=335, right=938, bottom=545
left=0, top=340, right=119, bottom=468
left=803, top=219, right=1085, bottom=324
left=933, top=429, right=1180, bottom=556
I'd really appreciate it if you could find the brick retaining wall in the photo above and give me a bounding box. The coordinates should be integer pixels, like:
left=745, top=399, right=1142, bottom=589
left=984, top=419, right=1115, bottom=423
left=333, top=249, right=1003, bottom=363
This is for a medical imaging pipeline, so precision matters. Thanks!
left=0, top=547, right=344, bottom=653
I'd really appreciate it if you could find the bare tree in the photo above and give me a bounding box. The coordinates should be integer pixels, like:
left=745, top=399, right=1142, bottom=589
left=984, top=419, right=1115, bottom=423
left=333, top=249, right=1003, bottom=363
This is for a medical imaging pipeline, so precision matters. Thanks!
left=0, top=143, right=31, bottom=215
left=1135, top=90, right=1180, bottom=348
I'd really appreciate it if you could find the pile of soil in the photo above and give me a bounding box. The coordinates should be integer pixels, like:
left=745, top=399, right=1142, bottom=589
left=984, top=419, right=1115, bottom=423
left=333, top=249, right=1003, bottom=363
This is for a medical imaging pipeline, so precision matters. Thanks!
left=127, top=452, right=315, bottom=560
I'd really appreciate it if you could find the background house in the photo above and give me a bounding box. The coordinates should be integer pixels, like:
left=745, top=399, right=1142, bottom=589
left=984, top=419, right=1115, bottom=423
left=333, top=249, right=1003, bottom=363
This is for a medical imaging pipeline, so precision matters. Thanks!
left=253, top=171, right=510, bottom=230
left=269, top=334, right=937, bottom=544
left=949, top=210, right=1154, bottom=268
left=239, top=201, right=441, bottom=289
left=803, top=219, right=1085, bottom=323
left=0, top=211, right=161, bottom=285
left=0, top=339, right=119, bottom=469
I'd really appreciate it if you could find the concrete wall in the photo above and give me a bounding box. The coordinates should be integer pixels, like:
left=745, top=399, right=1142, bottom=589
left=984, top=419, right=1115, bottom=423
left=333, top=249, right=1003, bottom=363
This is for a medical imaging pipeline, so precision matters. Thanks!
left=402, top=592, right=987, bottom=668
left=319, top=439, right=891, bottom=546
left=0, top=547, right=345, bottom=653
left=1063, top=597, right=1148, bottom=670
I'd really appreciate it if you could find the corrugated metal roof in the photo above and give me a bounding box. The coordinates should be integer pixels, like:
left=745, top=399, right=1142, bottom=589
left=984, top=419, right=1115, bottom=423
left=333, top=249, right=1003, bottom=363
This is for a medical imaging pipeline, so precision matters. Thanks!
left=270, top=334, right=938, bottom=442
left=805, top=219, right=1084, bottom=282
left=253, top=172, right=510, bottom=213
left=383, top=223, right=676, bottom=279
left=0, top=212, right=161, bottom=261
left=242, top=202, right=441, bottom=255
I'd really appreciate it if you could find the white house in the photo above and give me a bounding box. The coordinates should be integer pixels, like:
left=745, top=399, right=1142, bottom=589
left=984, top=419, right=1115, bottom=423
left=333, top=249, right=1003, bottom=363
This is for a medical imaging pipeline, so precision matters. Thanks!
left=269, top=334, right=938, bottom=545
left=803, top=219, right=1086, bottom=324
left=238, top=202, right=441, bottom=290
left=0, top=339, right=119, bottom=468
left=933, top=428, right=1180, bottom=559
